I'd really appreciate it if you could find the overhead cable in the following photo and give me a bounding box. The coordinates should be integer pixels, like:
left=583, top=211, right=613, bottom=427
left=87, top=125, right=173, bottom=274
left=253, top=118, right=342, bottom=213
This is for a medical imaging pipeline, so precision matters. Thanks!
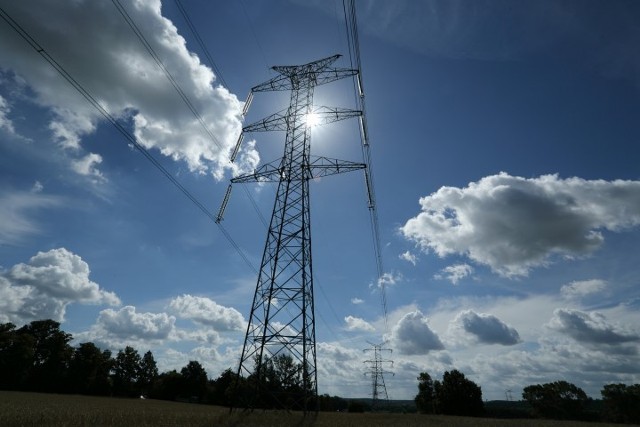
left=0, top=5, right=257, bottom=275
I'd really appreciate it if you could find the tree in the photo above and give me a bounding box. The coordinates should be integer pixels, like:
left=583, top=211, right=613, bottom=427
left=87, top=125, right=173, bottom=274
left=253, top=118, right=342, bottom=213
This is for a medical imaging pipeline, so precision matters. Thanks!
left=68, top=342, right=113, bottom=395
left=112, top=346, right=141, bottom=397
left=138, top=350, right=158, bottom=396
left=415, top=372, right=436, bottom=414
left=181, top=360, right=208, bottom=402
left=18, top=320, right=73, bottom=392
left=523, top=380, right=588, bottom=420
left=318, top=393, right=348, bottom=412
left=414, top=369, right=483, bottom=417
left=209, top=368, right=238, bottom=406
left=437, top=370, right=484, bottom=416
left=0, top=322, right=34, bottom=390
left=149, top=370, right=183, bottom=401
left=601, top=383, right=640, bottom=424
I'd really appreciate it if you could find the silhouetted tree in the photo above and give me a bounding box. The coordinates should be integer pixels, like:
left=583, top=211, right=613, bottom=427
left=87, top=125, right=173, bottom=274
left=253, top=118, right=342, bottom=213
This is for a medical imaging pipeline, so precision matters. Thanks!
left=415, top=372, right=436, bottom=414
left=318, top=393, right=348, bottom=412
left=149, top=369, right=183, bottom=401
left=245, top=353, right=311, bottom=410
left=18, top=320, right=73, bottom=392
left=68, top=342, right=113, bottom=395
left=601, top=383, right=640, bottom=424
left=523, top=380, right=588, bottom=420
left=209, top=368, right=238, bottom=406
left=0, top=322, right=34, bottom=390
left=181, top=360, right=208, bottom=402
left=112, top=346, right=141, bottom=397
left=138, top=350, right=158, bottom=396
left=436, top=369, right=484, bottom=416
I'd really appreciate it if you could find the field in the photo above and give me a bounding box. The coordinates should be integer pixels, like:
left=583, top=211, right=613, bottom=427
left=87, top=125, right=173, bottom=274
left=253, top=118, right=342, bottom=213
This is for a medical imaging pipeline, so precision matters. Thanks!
left=0, top=391, right=634, bottom=427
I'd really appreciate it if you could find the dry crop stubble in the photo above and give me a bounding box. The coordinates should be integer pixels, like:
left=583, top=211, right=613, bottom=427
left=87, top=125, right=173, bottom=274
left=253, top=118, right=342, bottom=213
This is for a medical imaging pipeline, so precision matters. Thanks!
left=0, top=391, right=631, bottom=427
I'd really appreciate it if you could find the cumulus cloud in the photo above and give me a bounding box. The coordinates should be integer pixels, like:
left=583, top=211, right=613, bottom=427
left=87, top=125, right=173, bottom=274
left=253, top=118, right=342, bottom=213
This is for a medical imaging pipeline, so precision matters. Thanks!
left=316, top=341, right=365, bottom=395
left=401, top=173, right=640, bottom=277
left=387, top=310, right=444, bottom=355
left=351, top=297, right=364, bottom=305
left=168, top=294, right=245, bottom=331
left=399, top=251, right=417, bottom=265
left=344, top=315, right=375, bottom=332
left=451, top=310, right=521, bottom=345
left=0, top=248, right=120, bottom=323
left=435, top=263, right=474, bottom=284
left=548, top=308, right=639, bottom=346
left=97, top=306, right=175, bottom=341
left=0, top=188, right=61, bottom=244
left=0, top=0, right=258, bottom=179
left=561, top=279, right=608, bottom=301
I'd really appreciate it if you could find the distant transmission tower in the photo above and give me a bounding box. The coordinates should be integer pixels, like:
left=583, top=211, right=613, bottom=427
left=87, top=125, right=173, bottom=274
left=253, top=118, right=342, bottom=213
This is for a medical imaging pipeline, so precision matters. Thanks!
left=218, top=55, right=365, bottom=412
left=363, top=342, right=394, bottom=411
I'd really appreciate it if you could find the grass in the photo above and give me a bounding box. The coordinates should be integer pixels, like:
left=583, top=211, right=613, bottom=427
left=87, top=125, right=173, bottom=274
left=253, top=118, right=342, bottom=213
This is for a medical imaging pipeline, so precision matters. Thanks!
left=0, top=391, right=633, bottom=427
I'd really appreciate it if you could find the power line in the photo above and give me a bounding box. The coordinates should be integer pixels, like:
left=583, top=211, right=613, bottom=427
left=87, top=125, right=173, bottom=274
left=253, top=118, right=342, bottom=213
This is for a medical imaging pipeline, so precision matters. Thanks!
left=0, top=5, right=257, bottom=275
left=342, top=0, right=388, bottom=331
left=173, top=0, right=229, bottom=89
left=238, top=0, right=271, bottom=75
left=111, top=0, right=226, bottom=154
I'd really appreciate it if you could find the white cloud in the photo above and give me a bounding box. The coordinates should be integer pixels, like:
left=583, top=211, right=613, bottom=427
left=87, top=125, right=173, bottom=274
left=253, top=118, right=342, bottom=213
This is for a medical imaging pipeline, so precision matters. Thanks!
left=96, top=306, right=175, bottom=341
left=373, top=271, right=402, bottom=289
left=401, top=173, right=640, bottom=277
left=351, top=297, right=364, bottom=305
left=386, top=310, right=444, bottom=355
left=451, top=310, right=521, bottom=345
left=0, top=0, right=259, bottom=179
left=561, top=279, right=607, bottom=301
left=548, top=308, right=639, bottom=346
left=399, top=250, right=417, bottom=265
left=316, top=341, right=367, bottom=397
left=168, top=294, right=245, bottom=331
left=0, top=188, right=61, bottom=244
left=435, top=263, right=474, bottom=284
left=344, top=315, right=375, bottom=332
left=0, top=248, right=120, bottom=323
left=71, top=153, right=106, bottom=183
left=0, top=94, right=15, bottom=134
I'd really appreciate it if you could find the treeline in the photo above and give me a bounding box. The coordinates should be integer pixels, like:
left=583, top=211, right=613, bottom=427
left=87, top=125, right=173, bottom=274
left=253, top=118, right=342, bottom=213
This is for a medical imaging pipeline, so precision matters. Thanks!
left=415, top=371, right=640, bottom=424
left=0, top=319, right=207, bottom=400
left=0, top=319, right=349, bottom=410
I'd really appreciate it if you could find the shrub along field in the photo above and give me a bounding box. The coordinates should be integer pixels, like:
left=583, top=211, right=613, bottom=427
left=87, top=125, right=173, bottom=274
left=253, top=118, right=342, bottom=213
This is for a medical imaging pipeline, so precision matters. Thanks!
left=0, top=391, right=632, bottom=427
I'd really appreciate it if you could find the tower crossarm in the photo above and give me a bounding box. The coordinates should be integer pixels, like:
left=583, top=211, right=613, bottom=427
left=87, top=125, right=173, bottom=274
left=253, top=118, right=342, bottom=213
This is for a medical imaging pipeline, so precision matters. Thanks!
left=307, top=156, right=366, bottom=178
left=230, top=159, right=284, bottom=183
left=311, top=106, right=362, bottom=126
left=250, top=55, right=357, bottom=93
left=242, top=108, right=289, bottom=133
left=231, top=156, right=366, bottom=184
left=251, top=68, right=359, bottom=92
left=242, top=107, right=361, bottom=134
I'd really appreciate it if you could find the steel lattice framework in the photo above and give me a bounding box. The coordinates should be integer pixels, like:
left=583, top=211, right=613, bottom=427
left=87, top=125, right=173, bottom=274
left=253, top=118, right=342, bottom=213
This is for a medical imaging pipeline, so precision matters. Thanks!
left=225, top=55, right=365, bottom=412
left=364, top=342, right=394, bottom=411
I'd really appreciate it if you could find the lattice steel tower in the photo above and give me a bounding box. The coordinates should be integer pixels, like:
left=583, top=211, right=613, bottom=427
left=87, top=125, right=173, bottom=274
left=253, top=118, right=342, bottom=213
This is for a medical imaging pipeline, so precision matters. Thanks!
left=364, top=342, right=394, bottom=411
left=219, top=55, right=365, bottom=411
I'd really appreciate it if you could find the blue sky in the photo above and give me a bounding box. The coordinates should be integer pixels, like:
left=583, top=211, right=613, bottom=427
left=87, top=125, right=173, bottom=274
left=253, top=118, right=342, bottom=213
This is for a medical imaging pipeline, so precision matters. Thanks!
left=1, top=0, right=639, bottom=401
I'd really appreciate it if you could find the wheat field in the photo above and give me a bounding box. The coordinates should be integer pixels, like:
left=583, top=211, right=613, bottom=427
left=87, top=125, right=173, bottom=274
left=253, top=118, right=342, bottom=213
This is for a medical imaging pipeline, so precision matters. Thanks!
left=0, top=391, right=634, bottom=427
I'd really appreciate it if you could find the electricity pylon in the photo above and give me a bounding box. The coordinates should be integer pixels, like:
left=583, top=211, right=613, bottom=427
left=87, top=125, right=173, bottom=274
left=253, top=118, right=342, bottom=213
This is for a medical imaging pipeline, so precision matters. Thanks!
left=363, top=341, right=394, bottom=411
left=218, top=55, right=365, bottom=412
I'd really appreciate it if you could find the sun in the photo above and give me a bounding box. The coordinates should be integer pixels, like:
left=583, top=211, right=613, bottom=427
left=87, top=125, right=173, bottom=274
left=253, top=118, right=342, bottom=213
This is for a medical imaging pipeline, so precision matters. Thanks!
left=304, top=112, right=320, bottom=128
